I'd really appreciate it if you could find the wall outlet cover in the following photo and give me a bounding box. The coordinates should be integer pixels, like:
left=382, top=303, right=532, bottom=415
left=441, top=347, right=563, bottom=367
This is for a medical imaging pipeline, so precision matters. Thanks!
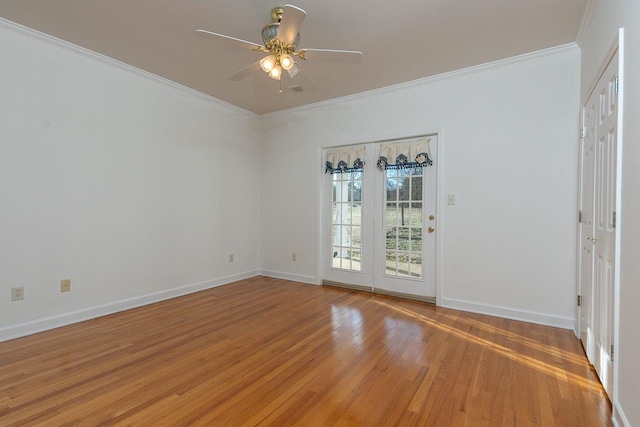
left=11, top=286, right=24, bottom=301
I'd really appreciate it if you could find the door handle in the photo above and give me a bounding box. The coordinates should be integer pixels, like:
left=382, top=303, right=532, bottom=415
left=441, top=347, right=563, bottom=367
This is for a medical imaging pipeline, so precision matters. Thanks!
left=587, top=235, right=603, bottom=241
left=427, top=226, right=435, bottom=233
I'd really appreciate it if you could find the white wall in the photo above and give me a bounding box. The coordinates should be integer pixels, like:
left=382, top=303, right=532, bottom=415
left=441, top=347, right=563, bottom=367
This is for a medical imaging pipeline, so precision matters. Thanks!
left=2, top=10, right=631, bottom=423
left=260, top=47, right=581, bottom=328
left=0, top=21, right=261, bottom=340
left=579, top=1, right=640, bottom=425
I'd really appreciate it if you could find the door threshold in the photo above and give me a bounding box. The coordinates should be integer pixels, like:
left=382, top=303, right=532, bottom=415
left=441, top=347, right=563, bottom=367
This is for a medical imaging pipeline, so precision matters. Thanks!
left=322, top=280, right=435, bottom=305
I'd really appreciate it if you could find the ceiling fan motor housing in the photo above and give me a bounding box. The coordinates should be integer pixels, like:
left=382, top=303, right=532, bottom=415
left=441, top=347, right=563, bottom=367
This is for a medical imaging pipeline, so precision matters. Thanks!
left=261, top=7, right=300, bottom=49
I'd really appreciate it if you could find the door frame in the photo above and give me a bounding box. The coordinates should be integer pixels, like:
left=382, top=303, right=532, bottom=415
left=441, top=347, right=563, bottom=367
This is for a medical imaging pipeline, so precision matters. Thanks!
left=316, top=129, right=445, bottom=305
left=576, top=28, right=624, bottom=403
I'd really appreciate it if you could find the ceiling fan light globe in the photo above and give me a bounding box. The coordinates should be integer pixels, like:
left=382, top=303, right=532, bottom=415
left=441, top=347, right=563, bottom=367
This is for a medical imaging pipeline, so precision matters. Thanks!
left=268, top=65, right=283, bottom=80
left=260, top=55, right=277, bottom=73
left=280, top=54, right=294, bottom=70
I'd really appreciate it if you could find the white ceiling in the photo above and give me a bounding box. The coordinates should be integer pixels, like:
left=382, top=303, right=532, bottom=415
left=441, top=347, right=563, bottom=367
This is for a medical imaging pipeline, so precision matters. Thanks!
left=0, top=0, right=587, bottom=115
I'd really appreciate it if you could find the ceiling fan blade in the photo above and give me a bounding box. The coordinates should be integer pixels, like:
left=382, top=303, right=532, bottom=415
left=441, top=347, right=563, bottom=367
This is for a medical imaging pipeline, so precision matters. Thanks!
left=278, top=5, right=306, bottom=45
left=299, top=48, right=363, bottom=64
left=284, top=63, right=317, bottom=93
left=228, top=61, right=262, bottom=81
left=296, top=63, right=317, bottom=90
left=194, top=30, right=262, bottom=50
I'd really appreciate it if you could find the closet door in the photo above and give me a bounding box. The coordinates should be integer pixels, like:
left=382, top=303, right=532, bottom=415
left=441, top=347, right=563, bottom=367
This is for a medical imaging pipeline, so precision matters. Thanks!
left=592, top=51, right=618, bottom=396
left=578, top=101, right=595, bottom=362
left=579, top=50, right=619, bottom=399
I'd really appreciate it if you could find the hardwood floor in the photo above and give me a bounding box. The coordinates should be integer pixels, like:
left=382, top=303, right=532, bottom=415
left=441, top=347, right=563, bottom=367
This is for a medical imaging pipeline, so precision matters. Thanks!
left=0, top=276, right=612, bottom=426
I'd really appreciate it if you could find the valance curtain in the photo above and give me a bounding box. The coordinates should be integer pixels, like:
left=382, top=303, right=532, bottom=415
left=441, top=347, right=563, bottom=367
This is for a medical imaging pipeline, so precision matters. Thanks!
left=325, top=145, right=366, bottom=174
left=376, top=137, right=433, bottom=170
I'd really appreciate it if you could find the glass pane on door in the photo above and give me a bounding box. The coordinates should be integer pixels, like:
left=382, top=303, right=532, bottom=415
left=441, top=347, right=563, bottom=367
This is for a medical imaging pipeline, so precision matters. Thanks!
left=384, top=168, right=423, bottom=278
left=331, top=171, right=362, bottom=271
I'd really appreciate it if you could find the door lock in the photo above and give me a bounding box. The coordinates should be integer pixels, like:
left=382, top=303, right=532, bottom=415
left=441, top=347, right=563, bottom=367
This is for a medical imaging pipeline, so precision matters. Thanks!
left=429, top=215, right=435, bottom=221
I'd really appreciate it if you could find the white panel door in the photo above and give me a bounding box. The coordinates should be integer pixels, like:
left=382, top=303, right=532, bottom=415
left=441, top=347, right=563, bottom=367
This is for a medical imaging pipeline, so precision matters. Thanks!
left=579, top=100, right=596, bottom=362
left=592, top=52, right=618, bottom=396
left=579, top=50, right=618, bottom=398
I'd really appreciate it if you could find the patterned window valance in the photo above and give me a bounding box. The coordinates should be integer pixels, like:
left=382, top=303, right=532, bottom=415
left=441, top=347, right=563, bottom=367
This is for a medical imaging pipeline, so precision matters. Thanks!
left=325, top=145, right=366, bottom=174
left=377, top=137, right=433, bottom=171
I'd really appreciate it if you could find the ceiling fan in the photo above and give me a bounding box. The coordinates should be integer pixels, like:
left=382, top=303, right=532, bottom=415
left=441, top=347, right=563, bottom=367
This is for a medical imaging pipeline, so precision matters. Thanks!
left=195, top=4, right=362, bottom=91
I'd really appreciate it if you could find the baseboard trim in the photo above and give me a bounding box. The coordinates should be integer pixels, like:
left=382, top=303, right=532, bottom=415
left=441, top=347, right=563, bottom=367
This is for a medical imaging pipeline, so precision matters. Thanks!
left=0, top=270, right=260, bottom=343
left=613, top=401, right=630, bottom=427
left=440, top=297, right=574, bottom=330
left=260, top=270, right=318, bottom=285
left=5, top=273, right=577, bottom=342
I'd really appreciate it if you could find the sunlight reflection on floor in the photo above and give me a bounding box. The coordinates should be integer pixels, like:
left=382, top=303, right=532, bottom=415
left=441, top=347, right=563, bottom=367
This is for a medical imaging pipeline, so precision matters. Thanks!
left=372, top=299, right=604, bottom=393
left=331, top=305, right=364, bottom=347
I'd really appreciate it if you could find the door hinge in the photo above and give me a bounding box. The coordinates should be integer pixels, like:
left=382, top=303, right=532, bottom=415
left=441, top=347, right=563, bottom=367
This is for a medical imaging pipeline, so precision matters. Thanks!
left=614, top=77, right=619, bottom=95
left=577, top=295, right=582, bottom=307
left=611, top=344, right=614, bottom=361
left=613, top=211, right=616, bottom=228
left=581, top=126, right=587, bottom=138
left=579, top=210, right=583, bottom=223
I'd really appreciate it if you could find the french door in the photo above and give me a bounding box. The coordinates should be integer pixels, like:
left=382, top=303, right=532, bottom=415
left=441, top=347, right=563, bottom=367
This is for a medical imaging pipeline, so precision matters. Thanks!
left=322, top=136, right=438, bottom=301
left=578, top=50, right=619, bottom=398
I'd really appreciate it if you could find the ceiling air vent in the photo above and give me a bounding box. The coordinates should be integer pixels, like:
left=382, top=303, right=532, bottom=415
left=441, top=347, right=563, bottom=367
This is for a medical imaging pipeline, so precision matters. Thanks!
left=289, top=85, right=304, bottom=92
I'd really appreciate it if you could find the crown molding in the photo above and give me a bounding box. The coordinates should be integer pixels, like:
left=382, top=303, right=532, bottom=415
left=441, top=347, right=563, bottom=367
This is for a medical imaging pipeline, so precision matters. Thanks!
left=1, top=15, right=579, bottom=120
left=576, top=0, right=599, bottom=46
left=264, top=42, right=580, bottom=118
left=0, top=17, right=258, bottom=118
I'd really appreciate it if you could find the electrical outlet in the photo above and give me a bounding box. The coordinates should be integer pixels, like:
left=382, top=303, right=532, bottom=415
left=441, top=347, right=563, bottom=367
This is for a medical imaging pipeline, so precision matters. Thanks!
left=229, top=253, right=234, bottom=262
left=61, top=279, right=71, bottom=293
left=292, top=253, right=297, bottom=261
left=11, top=286, right=24, bottom=301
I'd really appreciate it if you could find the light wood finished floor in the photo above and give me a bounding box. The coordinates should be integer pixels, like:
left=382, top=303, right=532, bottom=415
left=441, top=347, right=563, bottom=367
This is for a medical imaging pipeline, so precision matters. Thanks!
left=0, top=277, right=612, bottom=426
